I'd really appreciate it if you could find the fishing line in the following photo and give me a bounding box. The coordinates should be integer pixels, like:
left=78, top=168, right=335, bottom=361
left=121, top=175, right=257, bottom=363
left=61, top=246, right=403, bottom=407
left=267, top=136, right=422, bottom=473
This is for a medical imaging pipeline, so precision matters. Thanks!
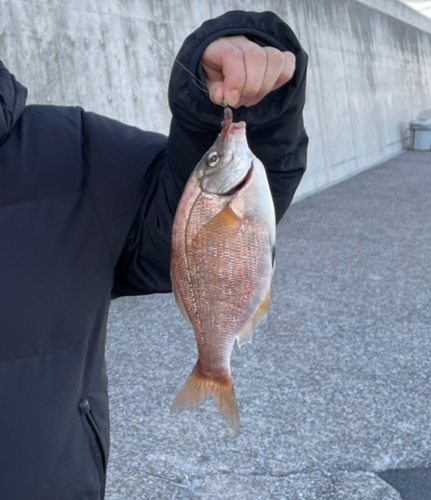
left=111, top=0, right=211, bottom=95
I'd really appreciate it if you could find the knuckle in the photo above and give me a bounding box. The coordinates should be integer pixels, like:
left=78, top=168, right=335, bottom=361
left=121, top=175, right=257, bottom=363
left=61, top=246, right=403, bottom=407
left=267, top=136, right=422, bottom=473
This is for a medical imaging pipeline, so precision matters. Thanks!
left=281, top=54, right=296, bottom=81
left=284, top=52, right=296, bottom=76
left=225, top=44, right=244, bottom=60
left=248, top=45, right=267, bottom=63
left=265, top=47, right=285, bottom=66
left=277, top=52, right=288, bottom=68
left=276, top=51, right=288, bottom=68
left=285, top=51, right=296, bottom=64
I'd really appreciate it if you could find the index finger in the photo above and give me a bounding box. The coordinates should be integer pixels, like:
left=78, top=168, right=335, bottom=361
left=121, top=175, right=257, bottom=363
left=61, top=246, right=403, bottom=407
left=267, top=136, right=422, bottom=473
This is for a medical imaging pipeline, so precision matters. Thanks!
left=203, top=40, right=246, bottom=107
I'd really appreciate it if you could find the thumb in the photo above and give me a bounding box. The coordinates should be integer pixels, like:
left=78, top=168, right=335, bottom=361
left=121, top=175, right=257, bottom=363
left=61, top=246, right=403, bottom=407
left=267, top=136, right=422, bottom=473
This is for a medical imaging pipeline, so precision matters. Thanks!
left=205, top=80, right=225, bottom=106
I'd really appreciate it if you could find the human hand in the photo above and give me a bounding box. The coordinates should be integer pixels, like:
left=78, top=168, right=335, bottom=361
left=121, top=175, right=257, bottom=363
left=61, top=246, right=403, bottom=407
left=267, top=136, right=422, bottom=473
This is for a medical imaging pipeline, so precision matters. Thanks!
left=201, top=35, right=296, bottom=108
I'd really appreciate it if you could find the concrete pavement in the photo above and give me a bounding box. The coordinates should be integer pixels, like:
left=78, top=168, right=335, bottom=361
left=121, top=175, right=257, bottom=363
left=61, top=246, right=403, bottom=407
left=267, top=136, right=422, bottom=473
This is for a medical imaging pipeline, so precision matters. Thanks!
left=105, top=150, right=431, bottom=500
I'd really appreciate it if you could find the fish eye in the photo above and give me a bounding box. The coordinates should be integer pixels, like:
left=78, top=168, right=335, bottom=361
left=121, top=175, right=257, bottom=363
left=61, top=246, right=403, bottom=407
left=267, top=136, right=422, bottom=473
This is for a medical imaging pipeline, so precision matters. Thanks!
left=207, top=152, right=219, bottom=167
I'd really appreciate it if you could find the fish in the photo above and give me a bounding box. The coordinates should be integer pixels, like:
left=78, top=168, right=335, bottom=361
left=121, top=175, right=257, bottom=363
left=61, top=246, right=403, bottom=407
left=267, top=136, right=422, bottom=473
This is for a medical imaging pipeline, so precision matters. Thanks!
left=170, top=107, right=276, bottom=433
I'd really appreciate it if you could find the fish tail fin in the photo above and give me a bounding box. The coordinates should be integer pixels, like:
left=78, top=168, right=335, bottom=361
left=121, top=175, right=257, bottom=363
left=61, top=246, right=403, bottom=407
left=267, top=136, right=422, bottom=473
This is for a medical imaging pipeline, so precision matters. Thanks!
left=212, top=378, right=240, bottom=435
left=171, top=362, right=240, bottom=434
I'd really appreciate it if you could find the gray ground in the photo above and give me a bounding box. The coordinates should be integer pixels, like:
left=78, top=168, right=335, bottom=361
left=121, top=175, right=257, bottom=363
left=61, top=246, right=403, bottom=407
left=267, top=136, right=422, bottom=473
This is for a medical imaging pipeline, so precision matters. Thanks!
left=105, top=150, right=431, bottom=500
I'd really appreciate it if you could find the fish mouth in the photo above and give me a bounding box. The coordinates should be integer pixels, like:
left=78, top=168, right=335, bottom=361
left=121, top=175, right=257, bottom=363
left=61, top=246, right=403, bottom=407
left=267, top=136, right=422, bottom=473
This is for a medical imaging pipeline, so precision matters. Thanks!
left=221, top=107, right=246, bottom=142
left=221, top=107, right=234, bottom=136
left=221, top=164, right=253, bottom=197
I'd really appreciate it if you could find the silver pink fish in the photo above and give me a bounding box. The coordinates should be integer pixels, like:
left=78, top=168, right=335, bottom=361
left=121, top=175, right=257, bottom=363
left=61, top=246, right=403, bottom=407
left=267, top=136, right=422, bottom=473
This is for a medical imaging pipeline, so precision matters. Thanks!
left=170, top=107, right=276, bottom=433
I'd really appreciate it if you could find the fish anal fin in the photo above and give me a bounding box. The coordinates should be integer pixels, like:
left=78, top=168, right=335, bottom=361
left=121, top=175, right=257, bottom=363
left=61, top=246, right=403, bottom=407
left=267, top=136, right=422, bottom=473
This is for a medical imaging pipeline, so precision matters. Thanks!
left=171, top=362, right=240, bottom=435
left=236, top=324, right=254, bottom=348
left=236, top=290, right=271, bottom=348
left=259, top=289, right=271, bottom=316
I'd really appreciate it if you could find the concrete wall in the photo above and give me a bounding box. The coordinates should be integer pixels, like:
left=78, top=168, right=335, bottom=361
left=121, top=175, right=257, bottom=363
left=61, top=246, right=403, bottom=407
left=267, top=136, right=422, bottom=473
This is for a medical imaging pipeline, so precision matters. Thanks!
left=1, top=0, right=431, bottom=199
left=357, top=0, right=431, bottom=32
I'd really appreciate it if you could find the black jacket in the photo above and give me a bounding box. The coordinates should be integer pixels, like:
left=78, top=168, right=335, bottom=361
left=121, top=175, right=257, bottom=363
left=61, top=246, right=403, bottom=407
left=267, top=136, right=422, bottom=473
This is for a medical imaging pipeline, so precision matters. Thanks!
left=0, top=11, right=307, bottom=500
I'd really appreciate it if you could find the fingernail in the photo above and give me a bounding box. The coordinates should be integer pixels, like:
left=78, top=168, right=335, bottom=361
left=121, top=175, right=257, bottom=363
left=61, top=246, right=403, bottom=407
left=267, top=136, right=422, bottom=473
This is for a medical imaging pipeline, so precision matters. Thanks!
left=227, top=90, right=240, bottom=107
left=214, top=91, right=223, bottom=105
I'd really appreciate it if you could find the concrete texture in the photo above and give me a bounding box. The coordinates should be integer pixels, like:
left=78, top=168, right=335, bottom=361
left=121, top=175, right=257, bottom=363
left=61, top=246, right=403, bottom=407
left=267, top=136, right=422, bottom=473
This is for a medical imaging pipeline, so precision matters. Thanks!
left=105, top=150, right=431, bottom=499
left=1, top=0, right=431, bottom=200
left=357, top=0, right=431, bottom=32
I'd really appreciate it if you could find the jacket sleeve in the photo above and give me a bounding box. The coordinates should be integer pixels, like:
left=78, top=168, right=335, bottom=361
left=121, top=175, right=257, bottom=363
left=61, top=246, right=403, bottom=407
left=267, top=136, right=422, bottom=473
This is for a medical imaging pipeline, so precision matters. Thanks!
left=106, top=10, right=308, bottom=298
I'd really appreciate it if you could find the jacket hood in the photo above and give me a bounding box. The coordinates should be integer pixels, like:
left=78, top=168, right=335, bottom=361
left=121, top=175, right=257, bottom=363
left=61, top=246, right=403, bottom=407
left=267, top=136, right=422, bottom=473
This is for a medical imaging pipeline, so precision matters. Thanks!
left=0, top=61, right=27, bottom=145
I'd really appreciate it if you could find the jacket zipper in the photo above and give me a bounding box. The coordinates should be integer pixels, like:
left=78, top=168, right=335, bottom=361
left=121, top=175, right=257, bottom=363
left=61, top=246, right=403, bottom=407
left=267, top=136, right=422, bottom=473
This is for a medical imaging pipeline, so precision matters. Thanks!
left=79, top=398, right=107, bottom=499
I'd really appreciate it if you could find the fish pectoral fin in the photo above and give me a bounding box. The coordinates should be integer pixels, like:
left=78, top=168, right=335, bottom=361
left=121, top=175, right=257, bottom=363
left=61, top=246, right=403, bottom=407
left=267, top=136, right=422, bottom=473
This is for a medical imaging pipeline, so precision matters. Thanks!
left=171, top=362, right=239, bottom=435
left=215, top=205, right=243, bottom=227
left=196, top=205, right=243, bottom=241
left=236, top=290, right=271, bottom=348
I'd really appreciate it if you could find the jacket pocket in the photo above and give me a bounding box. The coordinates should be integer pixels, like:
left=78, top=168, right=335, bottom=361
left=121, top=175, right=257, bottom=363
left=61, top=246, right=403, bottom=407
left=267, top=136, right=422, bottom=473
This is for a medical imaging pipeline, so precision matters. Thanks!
left=79, top=398, right=107, bottom=498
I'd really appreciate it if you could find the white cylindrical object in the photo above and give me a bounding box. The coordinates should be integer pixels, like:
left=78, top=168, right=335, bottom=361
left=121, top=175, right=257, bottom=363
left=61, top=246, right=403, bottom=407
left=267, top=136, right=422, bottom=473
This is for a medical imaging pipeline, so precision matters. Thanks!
left=410, top=129, right=431, bottom=151
left=409, top=119, right=431, bottom=151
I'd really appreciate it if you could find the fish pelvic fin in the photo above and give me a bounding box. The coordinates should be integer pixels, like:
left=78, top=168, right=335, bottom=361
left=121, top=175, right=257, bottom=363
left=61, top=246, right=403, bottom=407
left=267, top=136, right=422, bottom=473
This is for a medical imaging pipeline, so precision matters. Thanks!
left=171, top=362, right=240, bottom=435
